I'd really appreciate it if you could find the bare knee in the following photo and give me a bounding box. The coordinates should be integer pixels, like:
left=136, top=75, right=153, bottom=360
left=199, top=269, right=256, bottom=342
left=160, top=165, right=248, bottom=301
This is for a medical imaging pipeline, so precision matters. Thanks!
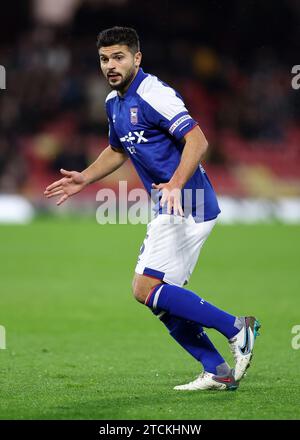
left=132, top=273, right=161, bottom=304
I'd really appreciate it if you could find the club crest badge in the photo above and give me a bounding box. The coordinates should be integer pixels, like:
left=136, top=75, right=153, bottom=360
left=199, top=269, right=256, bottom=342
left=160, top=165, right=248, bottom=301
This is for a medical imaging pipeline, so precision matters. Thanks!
left=130, top=107, right=138, bottom=125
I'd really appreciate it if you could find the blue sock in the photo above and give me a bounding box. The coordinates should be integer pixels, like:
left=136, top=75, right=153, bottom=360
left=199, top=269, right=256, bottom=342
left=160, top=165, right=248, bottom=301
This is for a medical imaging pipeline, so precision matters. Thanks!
left=152, top=309, right=227, bottom=374
left=146, top=284, right=239, bottom=339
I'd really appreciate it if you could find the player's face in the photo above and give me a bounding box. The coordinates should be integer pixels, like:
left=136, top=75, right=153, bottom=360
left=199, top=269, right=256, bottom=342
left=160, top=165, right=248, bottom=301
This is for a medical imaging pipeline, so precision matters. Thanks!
left=99, top=44, right=142, bottom=93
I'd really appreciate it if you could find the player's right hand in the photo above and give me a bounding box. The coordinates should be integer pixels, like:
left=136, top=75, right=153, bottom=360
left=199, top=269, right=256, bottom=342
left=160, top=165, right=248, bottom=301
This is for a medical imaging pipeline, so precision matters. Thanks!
left=44, top=169, right=87, bottom=206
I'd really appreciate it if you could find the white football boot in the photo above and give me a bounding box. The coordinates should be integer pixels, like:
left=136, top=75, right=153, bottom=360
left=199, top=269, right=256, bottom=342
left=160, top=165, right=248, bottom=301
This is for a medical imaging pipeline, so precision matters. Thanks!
left=174, top=369, right=238, bottom=391
left=229, top=316, right=261, bottom=381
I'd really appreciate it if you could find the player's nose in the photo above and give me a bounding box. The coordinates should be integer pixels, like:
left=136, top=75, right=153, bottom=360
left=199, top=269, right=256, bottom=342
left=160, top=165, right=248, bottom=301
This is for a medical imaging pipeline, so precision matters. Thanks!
left=107, top=58, right=117, bottom=69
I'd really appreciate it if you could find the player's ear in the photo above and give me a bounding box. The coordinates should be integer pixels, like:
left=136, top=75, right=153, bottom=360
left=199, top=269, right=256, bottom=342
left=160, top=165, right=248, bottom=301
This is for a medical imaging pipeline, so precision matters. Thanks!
left=135, top=51, right=142, bottom=67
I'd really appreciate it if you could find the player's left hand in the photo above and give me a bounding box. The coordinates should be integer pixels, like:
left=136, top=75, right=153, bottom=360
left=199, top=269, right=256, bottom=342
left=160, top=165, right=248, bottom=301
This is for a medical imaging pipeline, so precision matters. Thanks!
left=152, top=182, right=184, bottom=216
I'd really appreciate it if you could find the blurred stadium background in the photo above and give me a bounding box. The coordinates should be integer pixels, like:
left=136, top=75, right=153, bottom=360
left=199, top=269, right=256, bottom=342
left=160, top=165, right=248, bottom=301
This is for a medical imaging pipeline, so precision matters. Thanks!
left=0, top=0, right=300, bottom=223
left=1, top=0, right=300, bottom=421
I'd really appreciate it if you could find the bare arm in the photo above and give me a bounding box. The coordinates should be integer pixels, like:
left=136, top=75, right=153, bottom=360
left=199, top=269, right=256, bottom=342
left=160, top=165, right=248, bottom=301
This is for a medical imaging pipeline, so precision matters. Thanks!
left=168, top=125, right=208, bottom=189
left=81, top=145, right=128, bottom=184
left=152, top=125, right=208, bottom=215
left=44, top=145, right=128, bottom=205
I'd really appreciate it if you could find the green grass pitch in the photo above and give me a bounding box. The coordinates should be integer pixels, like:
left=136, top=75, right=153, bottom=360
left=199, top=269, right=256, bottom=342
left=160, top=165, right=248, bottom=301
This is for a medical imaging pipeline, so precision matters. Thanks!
left=0, top=218, right=299, bottom=419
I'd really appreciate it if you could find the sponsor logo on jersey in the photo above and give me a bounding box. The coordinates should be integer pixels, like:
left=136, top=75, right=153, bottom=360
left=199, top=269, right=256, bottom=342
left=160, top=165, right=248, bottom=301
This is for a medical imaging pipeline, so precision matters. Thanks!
left=120, top=130, right=148, bottom=145
left=130, top=107, right=138, bottom=124
left=127, top=145, right=137, bottom=154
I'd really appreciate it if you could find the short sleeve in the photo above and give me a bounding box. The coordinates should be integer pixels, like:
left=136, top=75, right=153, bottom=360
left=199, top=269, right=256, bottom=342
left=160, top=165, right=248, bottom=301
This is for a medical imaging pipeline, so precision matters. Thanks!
left=138, top=79, right=198, bottom=140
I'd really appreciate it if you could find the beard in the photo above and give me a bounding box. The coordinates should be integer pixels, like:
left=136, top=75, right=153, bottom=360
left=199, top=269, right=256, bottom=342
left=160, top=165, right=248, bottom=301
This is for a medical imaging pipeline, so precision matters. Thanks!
left=108, top=67, right=136, bottom=92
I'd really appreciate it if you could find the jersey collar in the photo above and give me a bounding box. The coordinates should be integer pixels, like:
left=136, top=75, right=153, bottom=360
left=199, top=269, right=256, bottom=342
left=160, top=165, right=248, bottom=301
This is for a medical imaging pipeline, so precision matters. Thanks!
left=118, top=68, right=147, bottom=100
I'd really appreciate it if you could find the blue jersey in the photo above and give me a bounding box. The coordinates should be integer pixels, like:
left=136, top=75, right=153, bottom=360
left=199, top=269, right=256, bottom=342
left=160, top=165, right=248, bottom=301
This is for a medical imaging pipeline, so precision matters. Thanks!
left=105, top=68, right=220, bottom=222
